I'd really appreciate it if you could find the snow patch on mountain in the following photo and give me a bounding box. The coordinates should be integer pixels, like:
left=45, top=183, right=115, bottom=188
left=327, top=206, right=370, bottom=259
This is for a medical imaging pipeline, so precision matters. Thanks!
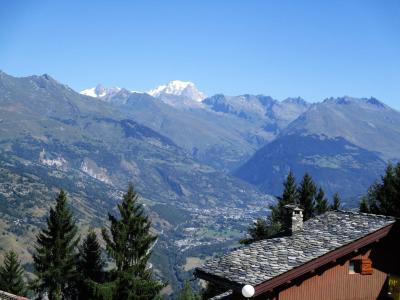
left=80, top=84, right=122, bottom=98
left=148, top=80, right=205, bottom=102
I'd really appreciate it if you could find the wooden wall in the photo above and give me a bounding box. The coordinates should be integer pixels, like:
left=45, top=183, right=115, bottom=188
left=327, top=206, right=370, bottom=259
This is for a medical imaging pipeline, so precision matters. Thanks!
left=278, top=254, right=387, bottom=300
left=228, top=225, right=400, bottom=300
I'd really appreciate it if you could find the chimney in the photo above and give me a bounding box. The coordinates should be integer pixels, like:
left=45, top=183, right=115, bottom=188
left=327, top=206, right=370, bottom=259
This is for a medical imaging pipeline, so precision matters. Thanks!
left=283, top=205, right=303, bottom=234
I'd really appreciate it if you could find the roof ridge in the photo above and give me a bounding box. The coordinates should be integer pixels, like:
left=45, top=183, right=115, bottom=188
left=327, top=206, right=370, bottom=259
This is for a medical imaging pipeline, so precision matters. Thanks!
left=334, top=209, right=396, bottom=220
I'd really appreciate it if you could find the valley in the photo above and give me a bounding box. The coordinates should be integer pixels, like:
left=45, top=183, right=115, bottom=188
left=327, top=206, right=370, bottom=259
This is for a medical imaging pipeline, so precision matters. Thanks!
left=0, top=70, right=399, bottom=295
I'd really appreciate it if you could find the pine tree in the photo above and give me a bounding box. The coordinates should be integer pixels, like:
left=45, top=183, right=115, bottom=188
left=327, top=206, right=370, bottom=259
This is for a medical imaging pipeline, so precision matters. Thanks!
left=78, top=230, right=104, bottom=283
left=330, top=192, right=341, bottom=210
left=275, top=171, right=298, bottom=224
left=315, top=187, right=328, bottom=215
left=280, top=171, right=298, bottom=206
left=297, top=173, right=317, bottom=220
left=99, top=184, right=164, bottom=299
left=240, top=218, right=271, bottom=244
left=32, top=190, right=79, bottom=300
left=76, top=230, right=105, bottom=299
left=0, top=250, right=26, bottom=296
left=178, top=281, right=199, bottom=300
left=241, top=171, right=298, bottom=244
left=359, top=162, right=400, bottom=217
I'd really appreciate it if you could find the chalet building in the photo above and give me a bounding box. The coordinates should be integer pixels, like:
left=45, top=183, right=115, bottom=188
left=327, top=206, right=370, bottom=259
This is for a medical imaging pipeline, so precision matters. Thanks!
left=195, top=207, right=400, bottom=300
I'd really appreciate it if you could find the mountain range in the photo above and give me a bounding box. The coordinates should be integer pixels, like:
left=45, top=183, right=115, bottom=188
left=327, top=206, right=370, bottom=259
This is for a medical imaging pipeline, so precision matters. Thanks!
left=0, top=71, right=273, bottom=291
left=79, top=82, right=311, bottom=171
left=236, top=96, right=400, bottom=200
left=1, top=70, right=400, bottom=293
left=80, top=80, right=400, bottom=202
left=0, top=71, right=268, bottom=208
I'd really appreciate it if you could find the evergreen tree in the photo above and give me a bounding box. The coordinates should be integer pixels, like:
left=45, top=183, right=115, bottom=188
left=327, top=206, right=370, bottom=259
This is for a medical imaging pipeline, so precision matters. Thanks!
left=99, top=184, right=164, bottom=299
left=32, top=190, right=79, bottom=300
left=240, top=218, right=273, bottom=244
left=315, top=187, right=328, bottom=215
left=0, top=250, right=26, bottom=296
left=280, top=171, right=298, bottom=206
left=76, top=230, right=105, bottom=299
left=78, top=230, right=104, bottom=283
left=240, top=171, right=297, bottom=244
left=297, top=173, right=317, bottom=220
left=330, top=192, right=341, bottom=210
left=275, top=171, right=298, bottom=225
left=359, top=162, right=400, bottom=218
left=178, top=281, right=199, bottom=300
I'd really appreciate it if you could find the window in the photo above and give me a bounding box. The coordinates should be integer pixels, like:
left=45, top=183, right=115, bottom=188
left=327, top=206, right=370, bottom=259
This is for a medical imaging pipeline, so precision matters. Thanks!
left=348, top=260, right=356, bottom=274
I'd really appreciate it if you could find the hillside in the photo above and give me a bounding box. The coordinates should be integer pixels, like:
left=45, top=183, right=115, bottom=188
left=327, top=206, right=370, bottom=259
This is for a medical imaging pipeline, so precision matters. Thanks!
left=0, top=71, right=272, bottom=292
left=235, top=97, right=400, bottom=204
left=203, top=94, right=309, bottom=131
left=2, top=70, right=400, bottom=292
left=85, top=85, right=310, bottom=171
left=283, top=97, right=400, bottom=161
left=235, top=134, right=386, bottom=203
left=98, top=90, right=267, bottom=171
left=0, top=71, right=268, bottom=208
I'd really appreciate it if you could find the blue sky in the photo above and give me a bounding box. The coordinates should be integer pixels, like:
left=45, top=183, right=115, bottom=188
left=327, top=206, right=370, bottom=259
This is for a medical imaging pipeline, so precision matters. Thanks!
left=1, top=0, right=399, bottom=108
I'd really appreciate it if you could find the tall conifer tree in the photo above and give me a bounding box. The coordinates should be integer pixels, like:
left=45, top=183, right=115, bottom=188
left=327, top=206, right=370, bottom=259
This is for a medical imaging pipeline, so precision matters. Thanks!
left=32, top=190, right=79, bottom=300
left=240, top=218, right=272, bottom=244
left=280, top=171, right=298, bottom=206
left=241, top=171, right=299, bottom=244
left=0, top=250, right=26, bottom=296
left=297, top=173, right=317, bottom=220
left=76, top=230, right=105, bottom=299
left=98, top=184, right=163, bottom=299
left=78, top=230, right=104, bottom=283
left=274, top=170, right=298, bottom=225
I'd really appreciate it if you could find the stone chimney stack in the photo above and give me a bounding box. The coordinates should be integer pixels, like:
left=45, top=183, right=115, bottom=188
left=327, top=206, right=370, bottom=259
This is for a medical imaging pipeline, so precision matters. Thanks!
left=283, top=205, right=303, bottom=234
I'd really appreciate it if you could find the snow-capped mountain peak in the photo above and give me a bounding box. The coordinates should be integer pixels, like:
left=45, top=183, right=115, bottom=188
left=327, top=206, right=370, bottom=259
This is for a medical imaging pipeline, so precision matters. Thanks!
left=148, top=80, right=205, bottom=102
left=80, top=84, right=122, bottom=98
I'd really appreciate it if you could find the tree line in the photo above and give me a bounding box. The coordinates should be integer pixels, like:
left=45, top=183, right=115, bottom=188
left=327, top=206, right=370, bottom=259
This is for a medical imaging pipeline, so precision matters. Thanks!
left=240, top=171, right=341, bottom=244
left=359, top=162, right=400, bottom=218
left=240, top=163, right=400, bottom=246
left=0, top=184, right=164, bottom=299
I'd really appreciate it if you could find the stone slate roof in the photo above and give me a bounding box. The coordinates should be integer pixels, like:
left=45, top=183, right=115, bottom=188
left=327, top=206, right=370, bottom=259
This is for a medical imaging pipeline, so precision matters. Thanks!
left=197, top=211, right=395, bottom=286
